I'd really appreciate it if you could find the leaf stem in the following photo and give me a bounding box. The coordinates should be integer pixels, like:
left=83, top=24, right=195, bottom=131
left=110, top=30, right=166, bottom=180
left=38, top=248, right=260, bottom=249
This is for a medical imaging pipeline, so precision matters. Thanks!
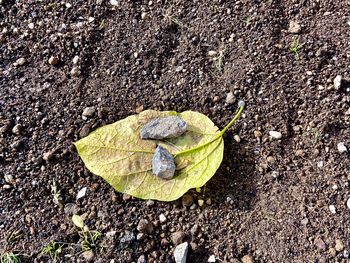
left=174, top=105, right=244, bottom=157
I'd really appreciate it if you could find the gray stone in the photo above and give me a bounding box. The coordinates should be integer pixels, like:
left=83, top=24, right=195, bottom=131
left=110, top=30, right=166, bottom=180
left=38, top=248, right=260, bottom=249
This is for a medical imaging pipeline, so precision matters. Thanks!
left=174, top=242, right=188, bottom=263
left=82, top=107, right=96, bottom=117
left=152, top=146, right=176, bottom=180
left=140, top=116, right=187, bottom=140
left=225, top=92, right=234, bottom=104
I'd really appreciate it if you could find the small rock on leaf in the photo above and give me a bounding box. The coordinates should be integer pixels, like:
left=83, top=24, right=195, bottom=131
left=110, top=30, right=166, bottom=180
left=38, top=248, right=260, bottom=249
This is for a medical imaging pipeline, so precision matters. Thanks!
left=140, top=116, right=187, bottom=140
left=152, top=146, right=176, bottom=180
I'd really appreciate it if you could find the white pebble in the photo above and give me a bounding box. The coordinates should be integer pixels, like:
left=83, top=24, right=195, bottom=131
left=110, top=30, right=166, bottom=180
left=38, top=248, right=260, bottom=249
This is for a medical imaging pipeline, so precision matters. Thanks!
left=269, top=131, right=282, bottom=140
left=337, top=142, right=347, bottom=153
left=334, top=75, right=342, bottom=89
left=16, top=57, right=26, bottom=66
left=208, top=50, right=217, bottom=56
left=110, top=0, right=118, bottom=6
left=159, top=213, right=167, bottom=223
left=208, top=255, right=216, bottom=262
left=72, top=55, right=79, bottom=64
left=141, top=12, right=147, bottom=20
left=347, top=198, right=350, bottom=209
left=329, top=204, right=336, bottom=214
left=233, top=135, right=241, bottom=143
left=28, top=22, right=35, bottom=29
left=82, top=107, right=96, bottom=117
left=76, top=187, right=87, bottom=200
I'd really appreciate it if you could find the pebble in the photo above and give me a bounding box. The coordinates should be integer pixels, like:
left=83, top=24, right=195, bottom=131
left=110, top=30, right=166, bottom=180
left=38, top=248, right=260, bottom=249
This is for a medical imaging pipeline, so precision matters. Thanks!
left=301, top=218, right=309, bottom=225
left=16, top=58, right=26, bottom=66
left=76, top=187, right=87, bottom=200
left=110, top=0, right=118, bottom=6
left=12, top=124, right=23, bottom=135
left=198, top=199, right=204, bottom=207
left=173, top=242, right=188, bottom=263
left=269, top=131, right=282, bottom=140
left=137, top=255, right=146, bottom=263
left=254, top=130, right=262, bottom=138
left=28, top=23, right=35, bottom=29
left=182, top=194, right=193, bottom=207
left=208, top=50, right=217, bottom=56
left=314, top=237, right=327, bottom=251
left=329, top=205, right=336, bottom=214
left=208, top=255, right=216, bottom=262
left=335, top=239, right=344, bottom=252
left=48, top=56, right=59, bottom=65
left=141, top=12, right=147, bottom=20
left=225, top=92, right=235, bottom=104
left=71, top=66, right=81, bottom=76
left=82, top=107, right=96, bottom=118
left=333, top=75, right=342, bottom=90
left=233, top=135, right=241, bottom=143
left=347, top=198, right=350, bottom=209
left=159, top=213, right=167, bottom=223
left=137, top=219, right=154, bottom=234
left=146, top=199, right=155, bottom=206
left=241, top=255, right=254, bottom=263
left=140, top=116, right=187, bottom=140
left=136, top=233, right=145, bottom=241
left=288, top=20, right=301, bottom=34
left=171, top=231, right=186, bottom=245
left=337, top=142, right=347, bottom=153
left=344, top=250, right=349, bottom=259
left=238, top=100, right=245, bottom=108
left=73, top=55, right=79, bottom=64
left=152, top=146, right=176, bottom=180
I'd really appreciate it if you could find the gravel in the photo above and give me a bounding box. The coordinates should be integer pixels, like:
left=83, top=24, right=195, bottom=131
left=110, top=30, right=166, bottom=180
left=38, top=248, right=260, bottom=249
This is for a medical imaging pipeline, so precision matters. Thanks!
left=241, top=255, right=255, bottom=263
left=12, top=124, right=23, bottom=135
left=208, top=255, right=216, bottom=262
left=329, top=205, right=336, bottom=214
left=140, top=116, right=187, bottom=140
left=76, top=187, right=87, bottom=200
left=48, top=56, right=59, bottom=65
left=225, top=91, right=235, bottom=104
left=337, top=142, right=347, bottom=153
left=333, top=75, right=342, bottom=90
left=159, top=213, right=167, bottom=223
left=173, top=242, right=188, bottom=263
left=82, top=107, right=96, bottom=118
left=347, top=198, right=350, bottom=209
left=269, top=130, right=282, bottom=140
left=120, top=230, right=136, bottom=246
left=152, top=146, right=176, bottom=180
left=335, top=239, right=344, bottom=252
left=288, top=20, right=301, bottom=34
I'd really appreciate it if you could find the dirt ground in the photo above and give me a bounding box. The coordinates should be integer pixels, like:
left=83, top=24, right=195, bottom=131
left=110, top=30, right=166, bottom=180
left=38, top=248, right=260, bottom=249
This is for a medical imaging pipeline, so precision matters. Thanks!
left=1, top=0, right=350, bottom=262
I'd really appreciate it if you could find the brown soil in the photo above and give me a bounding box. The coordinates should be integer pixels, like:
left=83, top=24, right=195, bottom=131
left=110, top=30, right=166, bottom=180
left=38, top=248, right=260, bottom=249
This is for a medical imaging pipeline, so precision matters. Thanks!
left=1, top=1, right=349, bottom=262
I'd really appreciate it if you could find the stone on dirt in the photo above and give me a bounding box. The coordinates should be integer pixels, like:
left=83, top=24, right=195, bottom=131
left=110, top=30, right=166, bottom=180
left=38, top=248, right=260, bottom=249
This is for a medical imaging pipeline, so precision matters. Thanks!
left=288, top=20, right=301, bottom=34
left=140, top=116, right=187, bottom=139
left=269, top=130, right=282, bottom=139
left=337, top=142, right=347, bottom=153
left=241, top=255, right=254, bottom=263
left=174, top=242, right=188, bottom=263
left=333, top=75, right=342, bottom=90
left=152, top=146, right=176, bottom=180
